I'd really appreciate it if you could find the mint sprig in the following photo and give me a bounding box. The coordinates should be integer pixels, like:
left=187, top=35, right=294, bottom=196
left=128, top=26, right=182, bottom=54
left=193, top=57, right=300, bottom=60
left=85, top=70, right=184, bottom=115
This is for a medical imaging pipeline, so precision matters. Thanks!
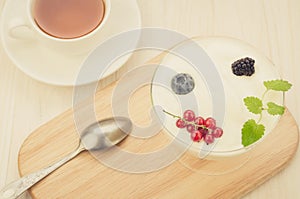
left=241, top=79, right=292, bottom=147
left=242, top=119, right=265, bottom=147
left=244, top=97, right=263, bottom=114
left=264, top=80, right=292, bottom=91
left=266, top=102, right=285, bottom=115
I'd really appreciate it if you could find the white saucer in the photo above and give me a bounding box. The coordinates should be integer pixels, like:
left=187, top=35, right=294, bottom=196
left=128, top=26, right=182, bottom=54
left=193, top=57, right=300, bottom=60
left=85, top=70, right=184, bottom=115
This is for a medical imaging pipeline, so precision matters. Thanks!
left=151, top=37, right=283, bottom=157
left=0, top=0, right=141, bottom=86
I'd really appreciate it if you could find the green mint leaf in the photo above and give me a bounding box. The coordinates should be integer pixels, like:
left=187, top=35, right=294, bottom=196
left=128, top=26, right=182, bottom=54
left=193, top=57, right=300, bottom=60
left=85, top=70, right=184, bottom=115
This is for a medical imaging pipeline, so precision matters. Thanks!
left=243, top=97, right=263, bottom=114
left=263, top=80, right=292, bottom=91
left=267, top=102, right=285, bottom=115
left=242, top=119, right=265, bottom=147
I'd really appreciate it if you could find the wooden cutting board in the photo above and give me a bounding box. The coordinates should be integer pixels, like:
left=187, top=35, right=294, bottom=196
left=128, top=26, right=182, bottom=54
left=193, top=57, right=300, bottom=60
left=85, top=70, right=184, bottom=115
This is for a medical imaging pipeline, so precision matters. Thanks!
left=18, top=53, right=299, bottom=199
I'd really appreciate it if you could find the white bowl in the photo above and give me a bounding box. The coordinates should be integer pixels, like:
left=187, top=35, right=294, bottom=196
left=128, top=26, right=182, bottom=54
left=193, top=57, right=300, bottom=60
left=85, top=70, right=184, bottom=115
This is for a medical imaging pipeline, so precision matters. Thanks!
left=151, top=36, right=283, bottom=159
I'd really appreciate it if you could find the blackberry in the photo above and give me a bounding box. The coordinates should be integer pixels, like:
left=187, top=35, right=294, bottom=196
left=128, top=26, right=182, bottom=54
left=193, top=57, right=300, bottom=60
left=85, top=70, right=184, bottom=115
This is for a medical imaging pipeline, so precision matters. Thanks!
left=231, top=57, right=255, bottom=76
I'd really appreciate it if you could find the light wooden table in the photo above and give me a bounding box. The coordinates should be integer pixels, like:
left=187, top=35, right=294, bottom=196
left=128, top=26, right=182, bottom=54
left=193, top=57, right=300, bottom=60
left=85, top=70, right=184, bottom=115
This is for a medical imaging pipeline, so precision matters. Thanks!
left=0, top=0, right=299, bottom=198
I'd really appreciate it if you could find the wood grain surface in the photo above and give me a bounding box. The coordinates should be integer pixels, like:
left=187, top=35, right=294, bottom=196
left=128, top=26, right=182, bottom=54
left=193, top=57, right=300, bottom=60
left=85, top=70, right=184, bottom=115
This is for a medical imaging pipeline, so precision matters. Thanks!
left=1, top=0, right=300, bottom=198
left=18, top=73, right=299, bottom=198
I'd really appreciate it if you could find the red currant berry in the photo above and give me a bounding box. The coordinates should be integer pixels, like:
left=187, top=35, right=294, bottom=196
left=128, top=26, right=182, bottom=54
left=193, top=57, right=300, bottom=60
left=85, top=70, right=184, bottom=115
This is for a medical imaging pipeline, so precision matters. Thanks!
left=204, top=117, right=216, bottom=129
left=212, top=127, right=223, bottom=138
left=176, top=119, right=186, bottom=128
left=194, top=116, right=205, bottom=126
left=191, top=130, right=203, bottom=142
left=204, top=134, right=215, bottom=144
left=186, top=124, right=195, bottom=133
left=183, top=110, right=195, bottom=122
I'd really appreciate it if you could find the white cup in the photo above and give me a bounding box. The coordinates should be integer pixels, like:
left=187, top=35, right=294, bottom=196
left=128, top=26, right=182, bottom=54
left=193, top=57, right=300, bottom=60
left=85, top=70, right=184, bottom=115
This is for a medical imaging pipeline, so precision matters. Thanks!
left=8, top=0, right=111, bottom=55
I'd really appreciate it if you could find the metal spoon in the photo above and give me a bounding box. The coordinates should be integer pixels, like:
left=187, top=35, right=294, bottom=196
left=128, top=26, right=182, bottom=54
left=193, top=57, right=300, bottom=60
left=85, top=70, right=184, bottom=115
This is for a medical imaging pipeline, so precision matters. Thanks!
left=0, top=117, right=132, bottom=199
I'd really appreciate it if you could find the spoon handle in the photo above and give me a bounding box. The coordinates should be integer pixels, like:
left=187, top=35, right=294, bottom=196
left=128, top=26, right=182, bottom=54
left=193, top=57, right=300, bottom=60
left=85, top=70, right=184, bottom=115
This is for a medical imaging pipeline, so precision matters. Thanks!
left=0, top=146, right=85, bottom=199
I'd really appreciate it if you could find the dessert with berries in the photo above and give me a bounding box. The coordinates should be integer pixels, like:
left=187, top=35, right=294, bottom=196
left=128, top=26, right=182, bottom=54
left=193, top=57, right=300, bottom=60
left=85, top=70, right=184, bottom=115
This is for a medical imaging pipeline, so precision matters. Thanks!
left=151, top=37, right=286, bottom=157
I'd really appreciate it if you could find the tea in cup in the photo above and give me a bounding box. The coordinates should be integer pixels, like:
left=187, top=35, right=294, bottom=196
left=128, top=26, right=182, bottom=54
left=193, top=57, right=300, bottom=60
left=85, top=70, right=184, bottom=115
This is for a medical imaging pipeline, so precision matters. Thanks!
left=9, top=0, right=111, bottom=54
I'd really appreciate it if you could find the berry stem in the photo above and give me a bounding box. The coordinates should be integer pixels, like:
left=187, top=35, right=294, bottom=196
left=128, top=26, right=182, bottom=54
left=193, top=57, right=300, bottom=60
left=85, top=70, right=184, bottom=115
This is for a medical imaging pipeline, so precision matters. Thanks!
left=185, top=121, right=208, bottom=129
left=163, top=110, right=181, bottom=119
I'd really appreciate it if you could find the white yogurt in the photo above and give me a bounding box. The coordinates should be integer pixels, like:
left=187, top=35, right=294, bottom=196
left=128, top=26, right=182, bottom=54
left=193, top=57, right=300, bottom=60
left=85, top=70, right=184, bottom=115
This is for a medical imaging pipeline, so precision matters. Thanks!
left=151, top=37, right=283, bottom=157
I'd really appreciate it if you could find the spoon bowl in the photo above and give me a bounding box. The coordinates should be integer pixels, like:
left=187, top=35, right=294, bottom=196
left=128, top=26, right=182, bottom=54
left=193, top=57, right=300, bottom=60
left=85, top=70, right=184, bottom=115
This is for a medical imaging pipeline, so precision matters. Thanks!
left=81, top=117, right=132, bottom=150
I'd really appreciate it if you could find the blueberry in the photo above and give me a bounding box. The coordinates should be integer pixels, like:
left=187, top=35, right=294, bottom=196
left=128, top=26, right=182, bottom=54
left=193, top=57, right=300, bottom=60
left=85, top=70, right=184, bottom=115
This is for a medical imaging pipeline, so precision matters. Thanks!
left=171, top=73, right=195, bottom=95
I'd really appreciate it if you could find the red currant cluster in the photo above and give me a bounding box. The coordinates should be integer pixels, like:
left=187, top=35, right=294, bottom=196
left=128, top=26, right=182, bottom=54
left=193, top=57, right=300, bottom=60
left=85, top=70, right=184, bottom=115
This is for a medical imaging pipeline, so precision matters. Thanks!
left=164, top=110, right=223, bottom=144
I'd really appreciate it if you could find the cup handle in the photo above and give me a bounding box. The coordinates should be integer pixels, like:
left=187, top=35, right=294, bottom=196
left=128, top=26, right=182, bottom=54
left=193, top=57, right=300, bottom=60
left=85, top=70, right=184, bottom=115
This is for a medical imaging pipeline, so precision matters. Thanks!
left=9, top=18, right=35, bottom=40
